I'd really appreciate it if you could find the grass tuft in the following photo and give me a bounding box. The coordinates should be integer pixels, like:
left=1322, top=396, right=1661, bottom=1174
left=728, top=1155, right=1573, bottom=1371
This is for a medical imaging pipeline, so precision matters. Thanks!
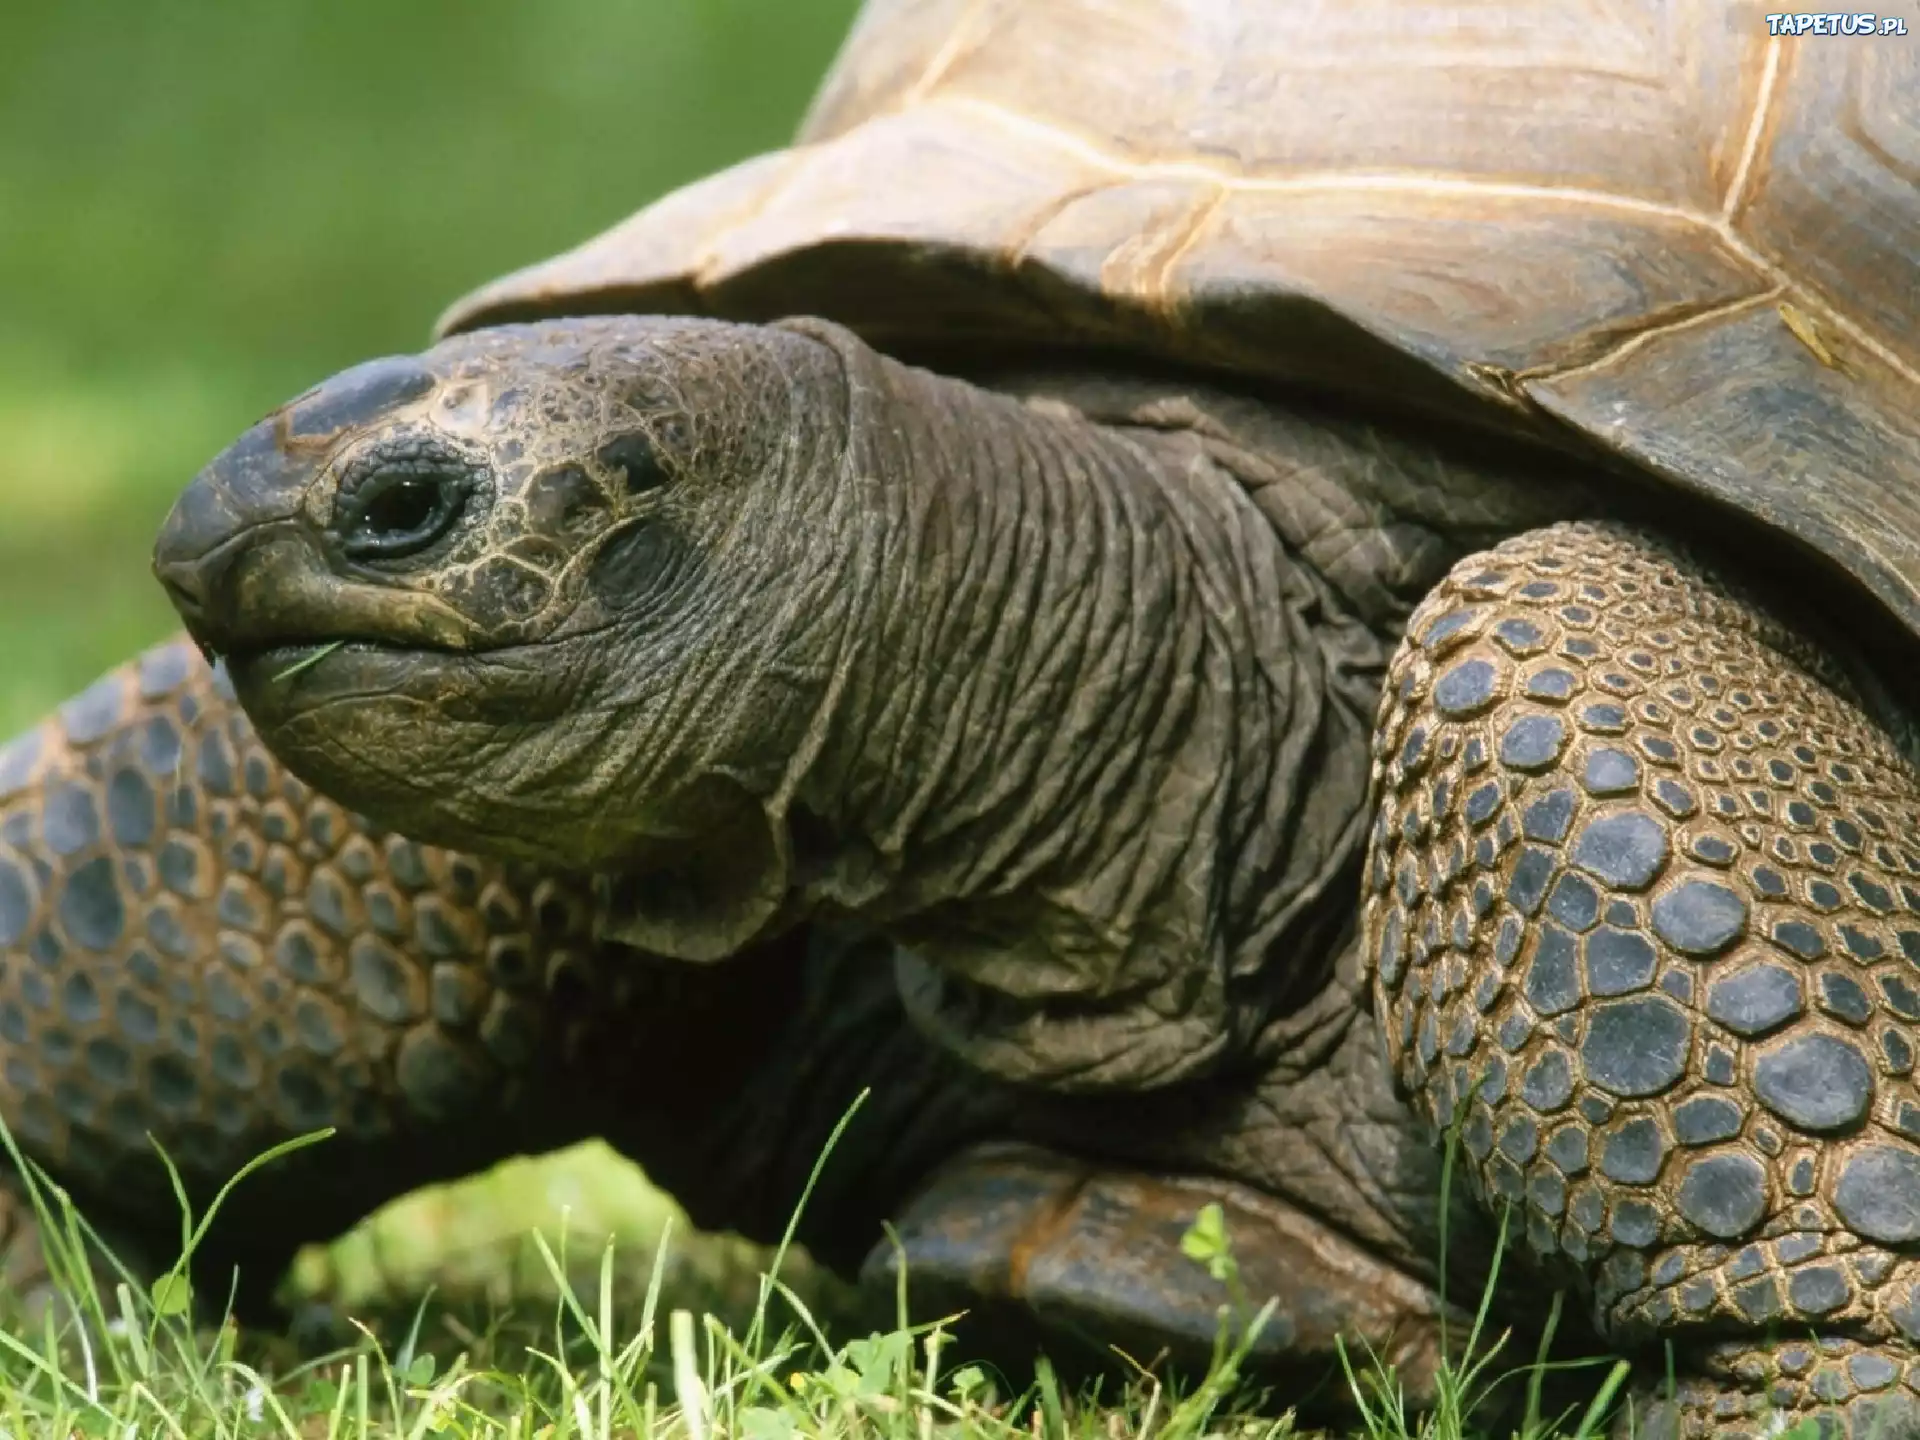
left=0, top=1098, right=1638, bottom=1439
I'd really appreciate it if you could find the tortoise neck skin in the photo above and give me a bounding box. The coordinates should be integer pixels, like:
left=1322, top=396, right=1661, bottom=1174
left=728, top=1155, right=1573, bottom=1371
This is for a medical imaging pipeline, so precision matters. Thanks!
left=151, top=314, right=1481, bottom=1094
left=757, top=327, right=1397, bottom=1094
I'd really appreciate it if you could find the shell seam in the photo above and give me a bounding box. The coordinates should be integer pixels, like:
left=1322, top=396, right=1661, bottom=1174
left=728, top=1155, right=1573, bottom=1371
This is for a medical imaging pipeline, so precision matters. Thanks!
left=688, top=151, right=816, bottom=294
left=1513, top=285, right=1787, bottom=389
left=1145, top=186, right=1229, bottom=321
left=1721, top=35, right=1785, bottom=222
left=922, top=93, right=1917, bottom=390
left=904, top=0, right=1002, bottom=104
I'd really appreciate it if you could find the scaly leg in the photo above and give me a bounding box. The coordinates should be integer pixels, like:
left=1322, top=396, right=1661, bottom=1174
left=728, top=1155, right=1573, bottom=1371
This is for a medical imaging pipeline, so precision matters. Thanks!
left=0, top=639, right=635, bottom=1314
left=0, top=638, right=1013, bottom=1319
left=1367, top=520, right=1920, bottom=1438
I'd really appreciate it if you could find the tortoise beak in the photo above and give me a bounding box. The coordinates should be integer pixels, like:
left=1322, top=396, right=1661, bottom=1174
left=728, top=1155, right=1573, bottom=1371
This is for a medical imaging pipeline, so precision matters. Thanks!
left=153, top=355, right=477, bottom=668
left=154, top=485, right=479, bottom=674
left=153, top=420, right=317, bottom=659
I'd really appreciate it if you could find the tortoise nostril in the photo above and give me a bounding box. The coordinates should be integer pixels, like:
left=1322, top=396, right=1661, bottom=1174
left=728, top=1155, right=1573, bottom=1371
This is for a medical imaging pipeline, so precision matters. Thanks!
left=157, top=568, right=207, bottom=621
left=339, top=469, right=470, bottom=562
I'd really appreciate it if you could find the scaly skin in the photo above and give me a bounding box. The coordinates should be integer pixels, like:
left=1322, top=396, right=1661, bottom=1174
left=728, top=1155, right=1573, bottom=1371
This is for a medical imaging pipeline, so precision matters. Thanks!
left=1369, top=522, right=1920, bottom=1437
left=0, top=641, right=1012, bottom=1316
left=0, top=648, right=1483, bottom=1420
left=0, top=641, right=616, bottom=1312
left=1, top=639, right=1458, bottom=1416
left=127, top=313, right=1920, bottom=1434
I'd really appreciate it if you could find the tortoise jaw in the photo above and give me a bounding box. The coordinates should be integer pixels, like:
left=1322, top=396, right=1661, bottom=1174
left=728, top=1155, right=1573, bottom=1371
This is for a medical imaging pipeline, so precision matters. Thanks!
left=222, top=636, right=422, bottom=688
left=155, top=519, right=481, bottom=675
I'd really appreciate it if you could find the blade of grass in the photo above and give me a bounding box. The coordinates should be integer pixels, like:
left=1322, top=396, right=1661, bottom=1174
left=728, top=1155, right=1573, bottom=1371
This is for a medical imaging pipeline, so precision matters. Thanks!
left=1570, top=1357, right=1633, bottom=1439
left=1522, top=1288, right=1565, bottom=1437
left=274, top=642, right=344, bottom=683
left=743, top=1087, right=868, bottom=1358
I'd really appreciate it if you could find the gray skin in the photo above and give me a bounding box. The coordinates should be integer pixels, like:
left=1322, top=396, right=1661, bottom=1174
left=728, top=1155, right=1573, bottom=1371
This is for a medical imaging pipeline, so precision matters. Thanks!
left=148, top=313, right=1920, bottom=1436
left=154, top=314, right=1569, bottom=1085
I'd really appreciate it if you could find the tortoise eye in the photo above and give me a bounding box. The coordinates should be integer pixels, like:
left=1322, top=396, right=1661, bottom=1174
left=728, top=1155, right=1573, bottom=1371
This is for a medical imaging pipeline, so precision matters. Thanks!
left=338, top=468, right=470, bottom=560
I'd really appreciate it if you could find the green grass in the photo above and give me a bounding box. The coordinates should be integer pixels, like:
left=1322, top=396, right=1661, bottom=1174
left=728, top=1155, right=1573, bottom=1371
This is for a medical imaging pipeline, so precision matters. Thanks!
left=0, top=1102, right=1293, bottom=1439
left=0, top=1090, right=1666, bottom=1440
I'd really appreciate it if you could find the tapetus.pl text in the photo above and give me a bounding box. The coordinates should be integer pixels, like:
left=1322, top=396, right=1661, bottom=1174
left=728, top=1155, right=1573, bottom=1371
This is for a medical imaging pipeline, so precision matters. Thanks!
left=1764, top=12, right=1909, bottom=33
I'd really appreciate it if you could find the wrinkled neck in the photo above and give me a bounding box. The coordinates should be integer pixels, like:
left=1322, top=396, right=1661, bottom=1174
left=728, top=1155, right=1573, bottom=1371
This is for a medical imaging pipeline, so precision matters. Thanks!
left=791, top=355, right=1380, bottom=1090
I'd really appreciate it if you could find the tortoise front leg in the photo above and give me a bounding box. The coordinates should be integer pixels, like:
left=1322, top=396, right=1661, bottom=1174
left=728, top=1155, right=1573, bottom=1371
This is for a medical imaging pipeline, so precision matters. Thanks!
left=1366, top=520, right=1920, bottom=1439
left=0, top=639, right=628, bottom=1315
left=0, top=639, right=1015, bottom=1320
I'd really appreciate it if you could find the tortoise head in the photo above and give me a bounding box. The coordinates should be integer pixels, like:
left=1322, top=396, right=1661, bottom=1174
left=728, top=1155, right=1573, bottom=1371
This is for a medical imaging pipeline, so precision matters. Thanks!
left=153, top=315, right=868, bottom=942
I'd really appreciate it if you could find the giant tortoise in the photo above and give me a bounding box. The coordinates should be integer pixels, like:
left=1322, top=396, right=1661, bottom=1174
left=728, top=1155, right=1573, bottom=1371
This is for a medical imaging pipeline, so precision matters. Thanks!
left=4, top=2, right=1918, bottom=1434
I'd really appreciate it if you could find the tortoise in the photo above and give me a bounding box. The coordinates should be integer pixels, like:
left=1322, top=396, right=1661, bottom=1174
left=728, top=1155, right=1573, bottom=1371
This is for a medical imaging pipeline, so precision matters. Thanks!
left=3, top=0, right=1918, bottom=1433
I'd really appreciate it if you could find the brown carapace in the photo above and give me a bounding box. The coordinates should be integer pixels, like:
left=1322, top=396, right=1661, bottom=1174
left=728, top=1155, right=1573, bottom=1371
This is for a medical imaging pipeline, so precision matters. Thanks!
left=6, top=4, right=1920, bottom=1437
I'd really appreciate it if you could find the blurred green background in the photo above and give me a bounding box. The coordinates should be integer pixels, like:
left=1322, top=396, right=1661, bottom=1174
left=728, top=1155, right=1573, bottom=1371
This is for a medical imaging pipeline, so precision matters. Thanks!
left=2, top=0, right=859, bottom=1306
left=1, top=0, right=860, bottom=734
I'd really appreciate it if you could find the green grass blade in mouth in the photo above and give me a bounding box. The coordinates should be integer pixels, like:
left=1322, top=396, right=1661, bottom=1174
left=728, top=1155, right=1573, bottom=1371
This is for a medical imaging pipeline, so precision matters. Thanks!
left=273, top=641, right=345, bottom=683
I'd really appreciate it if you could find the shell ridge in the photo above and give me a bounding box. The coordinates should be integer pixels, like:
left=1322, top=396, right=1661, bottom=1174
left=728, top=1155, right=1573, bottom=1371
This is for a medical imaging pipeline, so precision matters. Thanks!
left=1720, top=34, right=1786, bottom=221
left=918, top=96, right=1912, bottom=390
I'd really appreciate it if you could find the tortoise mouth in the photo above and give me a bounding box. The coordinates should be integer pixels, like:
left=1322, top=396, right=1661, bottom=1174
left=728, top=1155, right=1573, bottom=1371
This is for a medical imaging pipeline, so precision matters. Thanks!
left=223, top=636, right=437, bottom=689
left=220, top=631, right=565, bottom=735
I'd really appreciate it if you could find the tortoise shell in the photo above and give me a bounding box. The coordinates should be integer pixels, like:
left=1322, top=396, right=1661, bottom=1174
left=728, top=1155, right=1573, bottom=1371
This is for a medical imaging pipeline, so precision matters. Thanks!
left=440, top=0, right=1920, bottom=642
